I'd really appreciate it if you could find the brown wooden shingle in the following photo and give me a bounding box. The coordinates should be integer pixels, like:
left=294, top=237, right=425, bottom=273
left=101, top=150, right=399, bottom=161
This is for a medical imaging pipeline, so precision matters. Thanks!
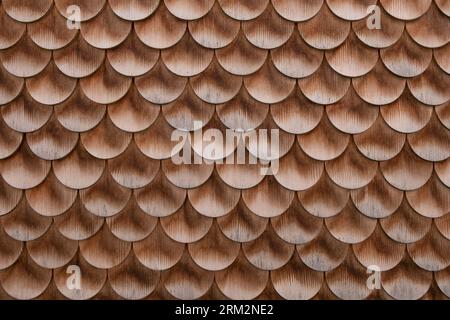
left=0, top=0, right=449, bottom=300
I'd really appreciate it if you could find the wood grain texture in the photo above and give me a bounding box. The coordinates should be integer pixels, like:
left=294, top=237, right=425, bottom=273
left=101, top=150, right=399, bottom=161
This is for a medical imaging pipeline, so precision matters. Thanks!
left=0, top=0, right=449, bottom=300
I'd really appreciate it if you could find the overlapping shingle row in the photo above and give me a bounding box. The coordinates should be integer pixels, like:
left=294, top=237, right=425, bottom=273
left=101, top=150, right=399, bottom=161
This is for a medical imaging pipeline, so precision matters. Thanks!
left=0, top=0, right=449, bottom=300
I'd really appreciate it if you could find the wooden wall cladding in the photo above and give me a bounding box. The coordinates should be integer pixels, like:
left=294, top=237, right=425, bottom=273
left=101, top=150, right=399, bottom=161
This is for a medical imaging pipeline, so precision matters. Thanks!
left=0, top=0, right=449, bottom=300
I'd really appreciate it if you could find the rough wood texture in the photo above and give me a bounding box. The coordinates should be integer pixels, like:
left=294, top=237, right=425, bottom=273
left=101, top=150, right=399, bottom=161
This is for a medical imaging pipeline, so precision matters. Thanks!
left=0, top=0, right=449, bottom=300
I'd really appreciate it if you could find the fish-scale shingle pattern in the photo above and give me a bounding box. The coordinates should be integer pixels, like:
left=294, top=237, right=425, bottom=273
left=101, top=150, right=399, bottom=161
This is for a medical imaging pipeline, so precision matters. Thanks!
left=0, top=0, right=449, bottom=300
